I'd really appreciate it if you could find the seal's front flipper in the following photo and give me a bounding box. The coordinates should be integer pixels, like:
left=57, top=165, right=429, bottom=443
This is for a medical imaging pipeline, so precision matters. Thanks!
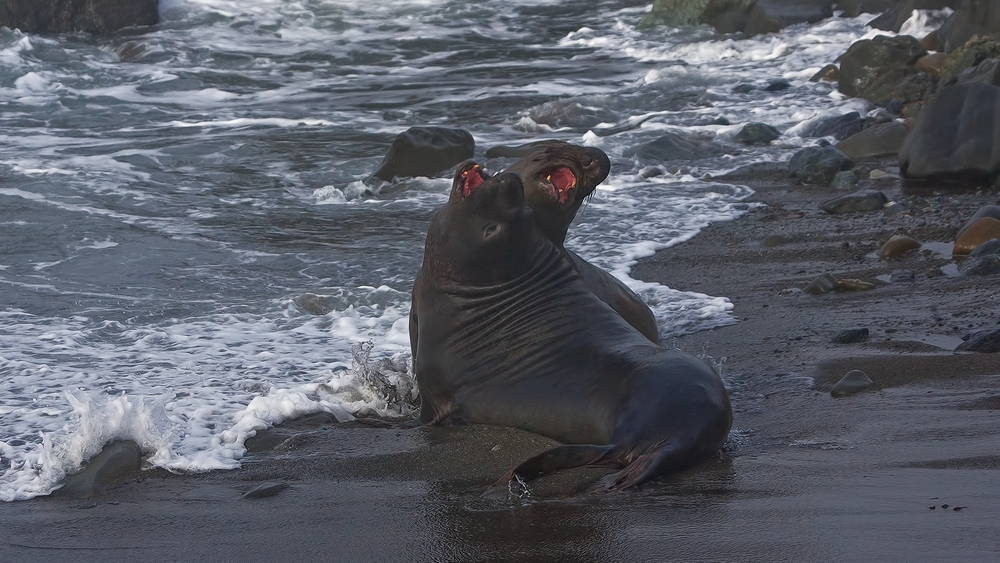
left=491, top=444, right=619, bottom=491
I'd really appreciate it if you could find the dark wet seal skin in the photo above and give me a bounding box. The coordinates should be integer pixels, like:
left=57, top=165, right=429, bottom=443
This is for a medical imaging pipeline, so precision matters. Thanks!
left=408, top=163, right=732, bottom=490
left=505, top=141, right=661, bottom=344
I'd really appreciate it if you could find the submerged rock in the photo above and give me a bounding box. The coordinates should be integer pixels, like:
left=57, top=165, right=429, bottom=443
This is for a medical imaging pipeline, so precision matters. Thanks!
left=833, top=327, right=870, bottom=343
left=0, top=0, right=158, bottom=34
left=53, top=441, right=142, bottom=498
left=836, top=122, right=908, bottom=160
left=821, top=190, right=889, bottom=214
left=743, top=0, right=834, bottom=39
left=799, top=112, right=864, bottom=140
left=831, top=369, right=874, bottom=397
left=789, top=146, right=854, bottom=185
left=810, top=63, right=840, bottom=82
left=899, top=82, right=1000, bottom=182
left=868, top=0, right=961, bottom=33
left=630, top=130, right=730, bottom=162
left=373, top=127, right=474, bottom=182
left=880, top=234, right=921, bottom=258
left=956, top=328, right=1000, bottom=353
left=734, top=122, right=781, bottom=145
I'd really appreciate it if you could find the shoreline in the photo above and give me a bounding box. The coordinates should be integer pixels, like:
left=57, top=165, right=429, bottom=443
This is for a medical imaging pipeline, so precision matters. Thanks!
left=3, top=156, right=999, bottom=561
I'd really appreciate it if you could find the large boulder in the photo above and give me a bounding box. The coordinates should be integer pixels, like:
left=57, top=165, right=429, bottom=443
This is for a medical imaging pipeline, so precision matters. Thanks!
left=373, top=127, right=475, bottom=182
left=0, top=0, right=158, bottom=34
left=836, top=121, right=909, bottom=159
left=744, top=0, right=835, bottom=38
left=838, top=35, right=928, bottom=101
left=837, top=0, right=896, bottom=18
left=898, top=82, right=1000, bottom=181
left=868, top=0, right=961, bottom=33
left=637, top=0, right=755, bottom=29
left=957, top=58, right=1000, bottom=86
left=937, top=0, right=1000, bottom=54
left=940, top=35, right=1000, bottom=83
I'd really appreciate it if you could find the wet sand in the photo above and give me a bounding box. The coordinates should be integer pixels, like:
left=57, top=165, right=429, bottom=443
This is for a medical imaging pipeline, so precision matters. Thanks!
left=3, top=158, right=1000, bottom=562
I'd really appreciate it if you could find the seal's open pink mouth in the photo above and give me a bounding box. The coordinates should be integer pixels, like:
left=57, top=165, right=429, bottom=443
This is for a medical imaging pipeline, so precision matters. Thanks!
left=462, top=165, right=486, bottom=197
left=539, top=166, right=577, bottom=203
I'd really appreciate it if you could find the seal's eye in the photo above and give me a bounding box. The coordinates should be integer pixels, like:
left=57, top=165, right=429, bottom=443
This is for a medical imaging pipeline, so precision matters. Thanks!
left=482, top=224, right=499, bottom=238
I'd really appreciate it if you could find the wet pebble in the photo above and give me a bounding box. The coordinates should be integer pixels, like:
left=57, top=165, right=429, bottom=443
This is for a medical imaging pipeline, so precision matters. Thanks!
left=830, top=170, right=858, bottom=190
left=833, top=327, right=869, bottom=343
left=880, top=234, right=921, bottom=259
left=890, top=270, right=915, bottom=282
left=804, top=273, right=837, bottom=295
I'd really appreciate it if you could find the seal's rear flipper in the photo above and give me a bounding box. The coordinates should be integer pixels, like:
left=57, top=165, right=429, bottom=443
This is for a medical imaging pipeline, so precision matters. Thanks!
left=605, top=442, right=688, bottom=490
left=490, top=444, right=619, bottom=492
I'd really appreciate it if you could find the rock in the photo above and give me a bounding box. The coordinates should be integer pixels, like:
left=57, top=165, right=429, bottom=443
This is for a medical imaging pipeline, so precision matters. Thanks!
left=821, top=190, right=889, bottom=213
left=810, top=63, right=840, bottom=82
left=789, top=146, right=855, bottom=185
left=837, top=35, right=927, bottom=99
left=958, top=254, right=1000, bottom=275
left=915, top=52, right=949, bottom=76
left=53, top=441, right=142, bottom=499
left=881, top=234, right=922, bottom=258
left=762, top=235, right=790, bottom=247
left=883, top=201, right=905, bottom=216
left=831, top=369, right=874, bottom=396
left=732, top=83, right=757, bottom=93
left=958, top=205, right=1000, bottom=236
left=834, top=278, right=876, bottom=290
left=485, top=140, right=567, bottom=159
left=629, top=130, right=730, bottom=162
left=868, top=0, right=961, bottom=33
left=899, top=82, right=1000, bottom=182
left=734, top=122, right=781, bottom=145
left=373, top=127, right=475, bottom=182
left=833, top=327, right=870, bottom=343
left=941, top=35, right=1000, bottom=82
left=528, top=100, right=616, bottom=129
left=937, top=0, right=1000, bottom=54
left=709, top=9, right=752, bottom=33
left=0, top=0, right=158, bottom=34
left=837, top=121, right=909, bottom=159
left=799, top=111, right=864, bottom=140
left=957, top=58, right=1000, bottom=87
left=955, top=328, right=1000, bottom=352
left=765, top=78, right=793, bottom=91
left=869, top=169, right=891, bottom=179
left=953, top=217, right=1000, bottom=255
left=837, top=0, right=895, bottom=18
left=922, top=30, right=941, bottom=53
left=743, top=0, right=835, bottom=38
left=804, top=272, right=837, bottom=294
left=890, top=269, right=915, bottom=281
left=242, top=482, right=289, bottom=499
left=711, top=116, right=731, bottom=125
left=639, top=166, right=666, bottom=178
left=830, top=170, right=859, bottom=190
left=637, top=0, right=755, bottom=29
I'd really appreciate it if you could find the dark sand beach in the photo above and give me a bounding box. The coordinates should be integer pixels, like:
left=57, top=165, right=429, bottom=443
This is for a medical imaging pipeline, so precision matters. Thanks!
left=3, top=156, right=999, bottom=562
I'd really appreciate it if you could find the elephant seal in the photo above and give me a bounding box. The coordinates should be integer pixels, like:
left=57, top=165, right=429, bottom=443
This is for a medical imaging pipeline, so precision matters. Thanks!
left=409, top=162, right=732, bottom=489
left=506, top=142, right=661, bottom=343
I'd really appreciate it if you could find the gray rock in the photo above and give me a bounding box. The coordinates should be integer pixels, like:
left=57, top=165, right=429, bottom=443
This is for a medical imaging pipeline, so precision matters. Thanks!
left=969, top=238, right=1000, bottom=257
left=958, top=205, right=1000, bottom=238
left=53, top=441, right=142, bottom=498
left=958, top=58, right=1000, bottom=87
left=373, top=127, right=474, bottom=182
left=789, top=146, right=855, bottom=185
left=810, top=63, right=840, bottom=82
left=956, top=328, right=1000, bottom=352
left=732, top=83, right=757, bottom=93
left=820, top=190, right=889, bottom=214
left=831, top=369, right=874, bottom=396
left=836, top=121, right=909, bottom=159
left=800, top=112, right=864, bottom=140
left=899, top=82, right=1000, bottom=182
left=805, top=272, right=837, bottom=294
left=735, top=122, right=781, bottom=145
left=833, top=327, right=870, bottom=343
left=0, top=0, right=158, bottom=34
left=528, top=100, right=616, bottom=129
left=242, top=482, right=289, bottom=499
left=890, top=269, right=915, bottom=282
left=937, top=0, right=1000, bottom=54
left=836, top=0, right=895, bottom=18
left=630, top=131, right=730, bottom=162
left=744, top=0, right=835, bottom=38
left=765, top=79, right=793, bottom=91
left=830, top=170, right=860, bottom=190
left=958, top=254, right=1000, bottom=275
left=838, top=35, right=928, bottom=102
left=637, top=0, right=755, bottom=29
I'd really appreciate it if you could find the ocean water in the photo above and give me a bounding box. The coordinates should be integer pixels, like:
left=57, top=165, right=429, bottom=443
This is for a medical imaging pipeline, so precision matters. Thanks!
left=0, top=0, right=935, bottom=501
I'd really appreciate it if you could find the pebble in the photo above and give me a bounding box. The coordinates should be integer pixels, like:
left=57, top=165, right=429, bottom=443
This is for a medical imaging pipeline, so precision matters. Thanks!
left=833, top=327, right=870, bottom=343
left=880, top=234, right=921, bottom=259
left=804, top=273, right=837, bottom=295
left=831, top=370, right=874, bottom=397
left=890, top=270, right=915, bottom=282
left=833, top=278, right=876, bottom=291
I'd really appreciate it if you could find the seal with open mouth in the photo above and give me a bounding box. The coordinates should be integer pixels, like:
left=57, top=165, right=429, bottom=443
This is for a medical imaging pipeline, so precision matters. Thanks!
left=506, top=142, right=661, bottom=344
left=408, top=162, right=732, bottom=489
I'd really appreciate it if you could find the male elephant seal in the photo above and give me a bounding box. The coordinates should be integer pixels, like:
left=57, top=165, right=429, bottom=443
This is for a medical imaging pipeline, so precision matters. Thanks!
left=409, top=162, right=732, bottom=489
left=506, top=142, right=661, bottom=343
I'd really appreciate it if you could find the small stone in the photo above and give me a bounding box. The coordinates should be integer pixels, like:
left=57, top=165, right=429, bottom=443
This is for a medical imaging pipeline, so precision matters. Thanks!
left=833, top=278, right=876, bottom=291
left=831, top=370, right=874, bottom=397
left=869, top=169, right=890, bottom=179
left=804, top=273, right=837, bottom=295
left=880, top=234, right=921, bottom=259
left=762, top=235, right=790, bottom=247
left=954, top=217, right=1000, bottom=255
left=830, top=171, right=859, bottom=190
left=735, top=122, right=781, bottom=145
left=764, top=79, right=792, bottom=92
left=711, top=116, right=731, bottom=126
left=820, top=190, right=889, bottom=214
left=789, top=146, right=854, bottom=186
left=883, top=201, right=905, bottom=216
left=833, top=327, right=870, bottom=343
left=890, top=270, right=915, bottom=282
left=242, top=482, right=289, bottom=499
left=639, top=166, right=666, bottom=179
